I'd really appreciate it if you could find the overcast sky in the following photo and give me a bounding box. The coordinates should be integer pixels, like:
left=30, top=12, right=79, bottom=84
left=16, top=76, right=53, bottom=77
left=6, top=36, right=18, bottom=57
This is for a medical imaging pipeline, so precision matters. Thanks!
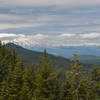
left=0, top=0, right=100, bottom=47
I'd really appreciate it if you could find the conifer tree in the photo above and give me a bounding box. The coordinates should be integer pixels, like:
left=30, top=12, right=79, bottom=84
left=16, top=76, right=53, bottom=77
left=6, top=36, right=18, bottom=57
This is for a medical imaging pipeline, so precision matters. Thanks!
left=60, top=81, right=72, bottom=100
left=0, top=40, right=99, bottom=100
left=0, top=42, right=11, bottom=84
left=10, top=50, right=19, bottom=67
left=64, top=53, right=95, bottom=100
left=90, top=65, right=100, bottom=98
left=34, top=50, right=60, bottom=100
left=20, top=66, right=36, bottom=100
left=1, top=58, right=24, bottom=100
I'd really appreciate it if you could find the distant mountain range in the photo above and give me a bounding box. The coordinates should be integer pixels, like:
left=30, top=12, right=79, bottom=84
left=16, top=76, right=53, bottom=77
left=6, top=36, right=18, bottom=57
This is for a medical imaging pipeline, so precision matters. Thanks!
left=79, top=55, right=100, bottom=64
left=29, top=45, right=100, bottom=64
left=6, top=43, right=100, bottom=67
left=6, top=43, right=72, bottom=71
left=29, top=46, right=100, bottom=58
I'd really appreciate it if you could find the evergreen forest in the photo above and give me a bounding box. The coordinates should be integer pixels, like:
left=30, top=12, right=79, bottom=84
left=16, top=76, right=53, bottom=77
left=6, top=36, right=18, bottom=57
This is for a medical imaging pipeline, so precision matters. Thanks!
left=0, top=41, right=100, bottom=100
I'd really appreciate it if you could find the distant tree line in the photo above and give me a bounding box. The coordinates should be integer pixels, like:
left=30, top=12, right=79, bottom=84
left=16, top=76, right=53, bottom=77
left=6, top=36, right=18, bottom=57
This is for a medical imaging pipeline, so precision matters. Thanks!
left=0, top=41, right=100, bottom=100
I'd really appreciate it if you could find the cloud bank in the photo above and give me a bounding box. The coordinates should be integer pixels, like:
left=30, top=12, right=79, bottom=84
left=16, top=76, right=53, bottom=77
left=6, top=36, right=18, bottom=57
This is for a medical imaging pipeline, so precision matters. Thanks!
left=1, top=0, right=100, bottom=9
left=0, top=1, right=100, bottom=47
left=1, top=33, right=100, bottom=47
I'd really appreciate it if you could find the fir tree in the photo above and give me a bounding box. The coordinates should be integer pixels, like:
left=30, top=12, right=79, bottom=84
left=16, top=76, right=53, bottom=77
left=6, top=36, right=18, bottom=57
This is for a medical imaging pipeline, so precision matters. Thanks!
left=34, top=50, right=60, bottom=100
left=60, top=81, right=72, bottom=100
left=1, top=59, right=24, bottom=100
left=20, top=66, right=36, bottom=100
left=90, top=65, right=100, bottom=99
left=65, top=53, right=93, bottom=100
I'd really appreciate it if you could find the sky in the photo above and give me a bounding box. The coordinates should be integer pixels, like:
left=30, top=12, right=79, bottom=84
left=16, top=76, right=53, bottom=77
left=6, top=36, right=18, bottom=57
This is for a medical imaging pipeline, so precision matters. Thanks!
left=0, top=0, right=100, bottom=47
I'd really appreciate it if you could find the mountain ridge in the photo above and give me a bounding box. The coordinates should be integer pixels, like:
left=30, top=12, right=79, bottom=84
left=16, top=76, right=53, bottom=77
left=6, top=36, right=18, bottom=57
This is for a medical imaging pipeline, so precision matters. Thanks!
left=6, top=43, right=72, bottom=71
left=6, top=42, right=100, bottom=64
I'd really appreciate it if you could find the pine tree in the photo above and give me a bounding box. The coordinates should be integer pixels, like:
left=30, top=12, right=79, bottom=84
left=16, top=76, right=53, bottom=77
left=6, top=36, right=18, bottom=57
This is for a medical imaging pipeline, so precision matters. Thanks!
left=1, top=59, right=24, bottom=100
left=34, top=50, right=60, bottom=100
left=60, top=81, right=72, bottom=100
left=0, top=42, right=11, bottom=84
left=20, top=66, right=36, bottom=100
left=90, top=65, right=100, bottom=99
left=64, top=53, right=95, bottom=100
left=0, top=40, right=99, bottom=100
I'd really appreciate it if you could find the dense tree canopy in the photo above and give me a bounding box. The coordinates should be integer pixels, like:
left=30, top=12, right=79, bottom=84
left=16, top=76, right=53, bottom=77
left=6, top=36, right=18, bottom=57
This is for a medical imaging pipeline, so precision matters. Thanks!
left=0, top=41, right=99, bottom=100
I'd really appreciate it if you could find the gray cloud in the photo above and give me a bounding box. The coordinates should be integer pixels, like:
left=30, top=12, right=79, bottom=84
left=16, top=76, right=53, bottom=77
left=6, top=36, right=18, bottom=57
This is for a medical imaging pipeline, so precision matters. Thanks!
left=0, top=1, right=100, bottom=47
left=0, top=0, right=100, bottom=9
left=1, top=33, right=100, bottom=47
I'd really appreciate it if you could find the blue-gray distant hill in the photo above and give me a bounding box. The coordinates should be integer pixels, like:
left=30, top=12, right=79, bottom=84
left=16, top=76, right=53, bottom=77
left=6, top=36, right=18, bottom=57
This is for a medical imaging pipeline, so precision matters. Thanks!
left=79, top=55, right=100, bottom=64
left=30, top=46, right=100, bottom=58
left=6, top=43, right=98, bottom=71
left=6, top=43, right=72, bottom=71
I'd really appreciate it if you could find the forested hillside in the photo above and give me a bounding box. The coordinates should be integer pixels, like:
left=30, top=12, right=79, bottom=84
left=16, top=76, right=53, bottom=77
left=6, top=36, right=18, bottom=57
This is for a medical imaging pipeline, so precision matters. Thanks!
left=6, top=43, right=91, bottom=71
left=0, top=41, right=100, bottom=100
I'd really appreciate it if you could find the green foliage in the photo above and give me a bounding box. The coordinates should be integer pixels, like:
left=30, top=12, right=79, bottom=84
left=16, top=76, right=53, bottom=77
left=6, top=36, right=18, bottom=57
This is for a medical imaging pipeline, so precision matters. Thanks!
left=91, top=65, right=100, bottom=98
left=1, top=62, right=23, bottom=100
left=20, top=66, right=36, bottom=100
left=63, top=53, right=98, bottom=100
left=34, top=50, right=60, bottom=100
left=60, top=81, right=72, bottom=100
left=0, top=41, right=99, bottom=100
left=6, top=43, right=71, bottom=70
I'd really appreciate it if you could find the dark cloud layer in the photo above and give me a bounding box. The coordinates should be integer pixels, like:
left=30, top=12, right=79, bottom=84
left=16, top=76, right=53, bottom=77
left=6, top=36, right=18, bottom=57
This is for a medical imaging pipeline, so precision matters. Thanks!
left=0, top=0, right=100, bottom=47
